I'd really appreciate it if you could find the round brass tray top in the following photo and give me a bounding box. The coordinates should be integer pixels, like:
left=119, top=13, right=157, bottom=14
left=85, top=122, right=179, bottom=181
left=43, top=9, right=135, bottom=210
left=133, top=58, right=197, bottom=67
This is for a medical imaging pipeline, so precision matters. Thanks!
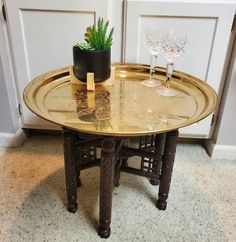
left=23, top=63, right=217, bottom=136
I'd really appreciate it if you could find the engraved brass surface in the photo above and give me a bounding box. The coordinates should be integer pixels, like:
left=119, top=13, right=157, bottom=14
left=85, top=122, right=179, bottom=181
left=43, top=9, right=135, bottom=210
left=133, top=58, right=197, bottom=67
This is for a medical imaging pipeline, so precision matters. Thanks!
left=23, top=63, right=217, bottom=136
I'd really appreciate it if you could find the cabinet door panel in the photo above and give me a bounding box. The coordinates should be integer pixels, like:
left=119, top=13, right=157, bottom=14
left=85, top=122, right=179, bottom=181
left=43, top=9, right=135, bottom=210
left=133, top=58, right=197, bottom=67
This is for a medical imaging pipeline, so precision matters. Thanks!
left=5, top=0, right=110, bottom=128
left=21, top=10, right=94, bottom=80
left=125, top=1, right=235, bottom=137
left=137, top=16, right=216, bottom=80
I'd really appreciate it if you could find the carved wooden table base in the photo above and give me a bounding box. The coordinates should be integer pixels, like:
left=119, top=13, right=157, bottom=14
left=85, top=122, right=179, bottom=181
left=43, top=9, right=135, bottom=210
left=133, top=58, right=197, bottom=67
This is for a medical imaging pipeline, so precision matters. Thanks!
left=62, top=128, right=179, bottom=238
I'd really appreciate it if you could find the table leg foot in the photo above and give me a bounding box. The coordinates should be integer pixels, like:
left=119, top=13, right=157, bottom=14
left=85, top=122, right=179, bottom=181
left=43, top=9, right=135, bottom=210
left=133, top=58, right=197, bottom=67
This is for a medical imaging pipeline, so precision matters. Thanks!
left=150, top=179, right=159, bottom=186
left=98, top=226, right=111, bottom=238
left=156, top=198, right=167, bottom=210
left=67, top=201, right=78, bottom=213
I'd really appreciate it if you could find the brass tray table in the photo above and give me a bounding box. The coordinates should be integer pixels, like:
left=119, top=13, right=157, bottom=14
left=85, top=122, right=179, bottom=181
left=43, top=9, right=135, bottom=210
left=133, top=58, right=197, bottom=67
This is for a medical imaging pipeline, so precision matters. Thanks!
left=24, top=63, right=217, bottom=238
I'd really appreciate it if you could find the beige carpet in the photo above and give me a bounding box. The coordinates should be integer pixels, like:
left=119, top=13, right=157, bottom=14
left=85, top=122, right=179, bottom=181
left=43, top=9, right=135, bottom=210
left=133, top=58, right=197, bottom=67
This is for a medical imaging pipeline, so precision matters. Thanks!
left=0, top=135, right=235, bottom=242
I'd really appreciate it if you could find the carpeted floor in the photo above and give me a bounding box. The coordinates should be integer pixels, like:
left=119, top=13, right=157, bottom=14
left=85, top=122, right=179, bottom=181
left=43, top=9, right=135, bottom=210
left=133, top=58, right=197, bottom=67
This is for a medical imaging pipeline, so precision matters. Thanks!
left=0, top=135, right=235, bottom=242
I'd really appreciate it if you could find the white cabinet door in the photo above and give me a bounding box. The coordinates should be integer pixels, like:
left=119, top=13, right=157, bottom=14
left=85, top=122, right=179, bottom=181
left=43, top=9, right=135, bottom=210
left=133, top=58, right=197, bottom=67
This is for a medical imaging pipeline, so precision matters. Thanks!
left=4, top=0, right=119, bottom=129
left=124, top=0, right=236, bottom=138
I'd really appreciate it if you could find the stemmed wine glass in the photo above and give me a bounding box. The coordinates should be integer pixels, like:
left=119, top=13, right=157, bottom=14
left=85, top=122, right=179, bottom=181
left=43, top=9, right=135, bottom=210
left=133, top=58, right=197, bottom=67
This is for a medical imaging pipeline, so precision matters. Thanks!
left=156, top=30, right=186, bottom=96
left=141, top=29, right=163, bottom=87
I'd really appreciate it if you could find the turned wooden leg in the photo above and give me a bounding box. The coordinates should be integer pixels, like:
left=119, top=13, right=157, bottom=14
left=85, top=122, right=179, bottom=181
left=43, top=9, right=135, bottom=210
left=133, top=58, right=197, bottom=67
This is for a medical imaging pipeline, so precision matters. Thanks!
left=76, top=135, right=90, bottom=188
left=114, top=167, right=121, bottom=187
left=98, top=138, right=115, bottom=239
left=75, top=146, right=81, bottom=188
left=63, top=128, right=78, bottom=213
left=150, top=133, right=166, bottom=186
left=116, top=139, right=129, bottom=186
left=156, top=130, right=178, bottom=210
left=114, top=140, right=125, bottom=187
left=120, top=139, right=129, bottom=169
left=76, top=171, right=81, bottom=187
left=115, top=157, right=128, bottom=187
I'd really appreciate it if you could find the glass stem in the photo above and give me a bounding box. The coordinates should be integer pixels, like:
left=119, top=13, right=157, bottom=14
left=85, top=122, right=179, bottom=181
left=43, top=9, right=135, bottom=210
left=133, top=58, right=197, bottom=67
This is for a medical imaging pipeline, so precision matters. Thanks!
left=150, top=54, right=158, bottom=81
left=166, top=61, right=174, bottom=88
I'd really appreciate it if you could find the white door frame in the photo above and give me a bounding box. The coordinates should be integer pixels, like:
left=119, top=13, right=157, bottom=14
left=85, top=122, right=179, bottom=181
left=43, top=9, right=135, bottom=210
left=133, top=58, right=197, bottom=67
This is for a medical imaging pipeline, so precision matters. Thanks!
left=0, top=0, right=26, bottom=146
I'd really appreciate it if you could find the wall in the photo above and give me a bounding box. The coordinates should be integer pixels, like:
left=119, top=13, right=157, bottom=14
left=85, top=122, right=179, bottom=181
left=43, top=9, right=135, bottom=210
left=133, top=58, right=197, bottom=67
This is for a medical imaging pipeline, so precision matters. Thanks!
left=208, top=33, right=236, bottom=159
left=0, top=54, right=15, bottom=133
left=216, top=39, right=236, bottom=146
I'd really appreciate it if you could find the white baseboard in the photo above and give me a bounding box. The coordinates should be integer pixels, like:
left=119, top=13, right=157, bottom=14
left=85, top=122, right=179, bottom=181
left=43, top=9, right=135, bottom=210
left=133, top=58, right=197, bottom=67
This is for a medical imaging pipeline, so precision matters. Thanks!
left=211, top=145, right=236, bottom=160
left=205, top=140, right=236, bottom=160
left=0, top=129, right=26, bottom=147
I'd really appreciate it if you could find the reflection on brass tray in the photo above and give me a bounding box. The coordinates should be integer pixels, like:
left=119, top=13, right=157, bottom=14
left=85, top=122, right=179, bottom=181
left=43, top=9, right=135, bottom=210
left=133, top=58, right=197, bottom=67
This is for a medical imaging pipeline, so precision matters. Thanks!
left=75, top=89, right=112, bottom=130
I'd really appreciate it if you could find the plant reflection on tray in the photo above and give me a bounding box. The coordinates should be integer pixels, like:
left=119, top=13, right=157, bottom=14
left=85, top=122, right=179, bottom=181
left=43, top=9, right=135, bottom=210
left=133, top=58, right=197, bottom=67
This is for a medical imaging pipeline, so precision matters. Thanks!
left=75, top=88, right=112, bottom=130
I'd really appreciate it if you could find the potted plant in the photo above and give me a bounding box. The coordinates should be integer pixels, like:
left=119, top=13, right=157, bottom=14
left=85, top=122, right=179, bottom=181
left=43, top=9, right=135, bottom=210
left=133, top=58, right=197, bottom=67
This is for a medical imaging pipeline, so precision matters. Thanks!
left=73, top=17, right=114, bottom=83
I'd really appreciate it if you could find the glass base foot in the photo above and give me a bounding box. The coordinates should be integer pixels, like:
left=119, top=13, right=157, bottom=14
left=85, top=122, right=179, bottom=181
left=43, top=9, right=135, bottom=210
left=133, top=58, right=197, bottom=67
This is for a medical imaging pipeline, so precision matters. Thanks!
left=141, top=80, right=161, bottom=87
left=156, top=87, right=177, bottom=97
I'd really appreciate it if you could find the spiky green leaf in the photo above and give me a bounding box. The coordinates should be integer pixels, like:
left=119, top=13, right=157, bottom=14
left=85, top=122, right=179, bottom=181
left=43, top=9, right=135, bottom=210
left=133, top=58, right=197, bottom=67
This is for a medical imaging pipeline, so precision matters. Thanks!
left=76, top=17, right=114, bottom=51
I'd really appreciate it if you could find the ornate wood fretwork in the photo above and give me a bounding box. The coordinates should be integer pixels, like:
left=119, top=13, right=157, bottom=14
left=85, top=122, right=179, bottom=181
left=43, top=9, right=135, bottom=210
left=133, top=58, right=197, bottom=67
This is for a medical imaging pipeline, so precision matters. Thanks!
left=150, top=133, right=166, bottom=185
left=63, top=129, right=179, bottom=238
left=119, top=134, right=166, bottom=183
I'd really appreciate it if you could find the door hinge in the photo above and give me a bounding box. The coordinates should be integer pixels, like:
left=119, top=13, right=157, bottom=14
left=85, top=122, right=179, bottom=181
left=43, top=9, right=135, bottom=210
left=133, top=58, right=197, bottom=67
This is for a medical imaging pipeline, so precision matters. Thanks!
left=18, top=104, right=22, bottom=115
left=2, top=4, right=6, bottom=21
left=231, top=15, right=236, bottom=31
left=210, top=114, right=215, bottom=126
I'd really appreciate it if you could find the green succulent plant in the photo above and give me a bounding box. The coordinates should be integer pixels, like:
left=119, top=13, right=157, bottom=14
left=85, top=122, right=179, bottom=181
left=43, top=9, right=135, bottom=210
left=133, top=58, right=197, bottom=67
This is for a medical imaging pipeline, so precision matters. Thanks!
left=74, top=17, right=114, bottom=51
left=74, top=42, right=95, bottom=51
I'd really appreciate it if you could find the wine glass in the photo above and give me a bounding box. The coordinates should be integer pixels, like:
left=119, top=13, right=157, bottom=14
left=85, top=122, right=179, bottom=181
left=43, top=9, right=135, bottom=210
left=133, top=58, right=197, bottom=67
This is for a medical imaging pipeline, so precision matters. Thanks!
left=156, top=30, right=186, bottom=96
left=141, top=29, right=163, bottom=87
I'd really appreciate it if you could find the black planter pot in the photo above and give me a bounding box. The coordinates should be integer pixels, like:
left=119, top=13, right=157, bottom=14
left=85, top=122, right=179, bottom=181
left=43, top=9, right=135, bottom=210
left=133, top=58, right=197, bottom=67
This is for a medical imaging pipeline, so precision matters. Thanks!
left=73, top=46, right=111, bottom=83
